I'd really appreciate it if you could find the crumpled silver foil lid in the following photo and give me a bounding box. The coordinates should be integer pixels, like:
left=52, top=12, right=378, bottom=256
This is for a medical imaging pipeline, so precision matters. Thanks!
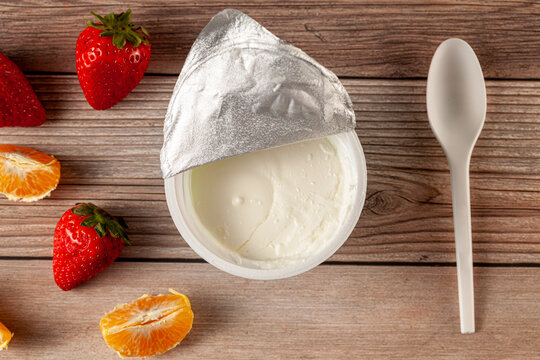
left=161, top=8, right=355, bottom=179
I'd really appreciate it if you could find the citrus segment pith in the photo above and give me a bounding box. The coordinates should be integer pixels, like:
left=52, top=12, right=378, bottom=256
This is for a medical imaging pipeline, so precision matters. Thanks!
left=100, top=289, right=193, bottom=358
left=0, top=145, right=60, bottom=202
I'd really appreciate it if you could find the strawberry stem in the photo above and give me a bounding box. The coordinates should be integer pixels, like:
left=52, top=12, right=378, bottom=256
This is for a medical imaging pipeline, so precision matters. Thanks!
left=72, top=203, right=131, bottom=245
left=86, top=9, right=149, bottom=50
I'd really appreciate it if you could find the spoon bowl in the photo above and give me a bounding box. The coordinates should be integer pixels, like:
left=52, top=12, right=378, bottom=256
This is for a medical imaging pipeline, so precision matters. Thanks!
left=427, top=38, right=486, bottom=158
left=426, top=38, right=486, bottom=334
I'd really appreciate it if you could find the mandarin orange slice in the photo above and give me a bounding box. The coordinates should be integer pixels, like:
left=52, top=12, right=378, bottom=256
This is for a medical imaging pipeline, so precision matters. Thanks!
left=0, top=145, right=60, bottom=202
left=100, top=289, right=194, bottom=358
left=0, top=321, right=13, bottom=351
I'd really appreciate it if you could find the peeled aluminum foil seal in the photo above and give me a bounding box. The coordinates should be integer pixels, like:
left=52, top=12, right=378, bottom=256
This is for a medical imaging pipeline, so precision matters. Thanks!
left=161, top=8, right=355, bottom=179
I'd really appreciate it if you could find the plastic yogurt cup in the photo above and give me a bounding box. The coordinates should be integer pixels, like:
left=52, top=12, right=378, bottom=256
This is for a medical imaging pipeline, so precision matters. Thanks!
left=164, top=131, right=367, bottom=280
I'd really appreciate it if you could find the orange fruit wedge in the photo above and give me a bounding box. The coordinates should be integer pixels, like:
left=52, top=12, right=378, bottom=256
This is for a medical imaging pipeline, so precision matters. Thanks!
left=0, top=145, right=60, bottom=202
left=100, top=289, right=194, bottom=358
left=0, top=321, right=13, bottom=351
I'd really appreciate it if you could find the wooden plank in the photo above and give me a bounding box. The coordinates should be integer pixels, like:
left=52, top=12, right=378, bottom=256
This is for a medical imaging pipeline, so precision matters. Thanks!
left=0, top=76, right=538, bottom=262
left=0, top=261, right=539, bottom=359
left=1, top=1, right=540, bottom=78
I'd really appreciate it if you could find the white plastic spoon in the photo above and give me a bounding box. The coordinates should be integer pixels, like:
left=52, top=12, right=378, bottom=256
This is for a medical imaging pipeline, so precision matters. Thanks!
left=426, top=38, right=486, bottom=334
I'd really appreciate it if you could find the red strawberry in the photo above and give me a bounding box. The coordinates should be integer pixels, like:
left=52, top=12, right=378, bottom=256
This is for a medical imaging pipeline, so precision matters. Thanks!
left=53, top=203, right=130, bottom=291
left=75, top=9, right=151, bottom=110
left=0, top=52, right=46, bottom=127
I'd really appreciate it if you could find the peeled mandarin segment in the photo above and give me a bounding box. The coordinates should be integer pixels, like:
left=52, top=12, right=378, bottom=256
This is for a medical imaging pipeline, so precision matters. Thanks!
left=100, top=289, right=193, bottom=358
left=0, top=145, right=60, bottom=202
left=0, top=322, right=13, bottom=350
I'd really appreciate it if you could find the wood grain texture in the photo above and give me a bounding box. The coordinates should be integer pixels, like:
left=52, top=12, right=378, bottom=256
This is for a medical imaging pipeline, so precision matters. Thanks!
left=1, top=1, right=540, bottom=78
left=0, top=261, right=539, bottom=359
left=1, top=3, right=539, bottom=359
left=0, top=76, right=538, bottom=263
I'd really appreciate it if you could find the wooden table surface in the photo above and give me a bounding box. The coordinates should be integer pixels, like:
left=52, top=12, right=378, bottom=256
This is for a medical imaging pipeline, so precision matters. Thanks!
left=1, top=1, right=539, bottom=359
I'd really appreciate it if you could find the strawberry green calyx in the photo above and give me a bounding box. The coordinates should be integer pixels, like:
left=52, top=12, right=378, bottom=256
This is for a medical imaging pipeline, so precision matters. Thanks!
left=86, top=9, right=149, bottom=49
left=71, top=203, right=131, bottom=245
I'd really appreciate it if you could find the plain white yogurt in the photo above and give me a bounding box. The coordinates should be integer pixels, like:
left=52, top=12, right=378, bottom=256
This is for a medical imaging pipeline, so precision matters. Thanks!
left=182, top=136, right=356, bottom=269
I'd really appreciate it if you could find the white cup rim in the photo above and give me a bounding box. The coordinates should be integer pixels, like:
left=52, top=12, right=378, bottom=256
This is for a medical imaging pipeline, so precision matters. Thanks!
left=164, top=131, right=367, bottom=280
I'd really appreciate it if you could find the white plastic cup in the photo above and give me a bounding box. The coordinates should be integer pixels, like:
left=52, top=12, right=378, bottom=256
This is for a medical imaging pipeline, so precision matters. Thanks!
left=164, top=131, right=367, bottom=280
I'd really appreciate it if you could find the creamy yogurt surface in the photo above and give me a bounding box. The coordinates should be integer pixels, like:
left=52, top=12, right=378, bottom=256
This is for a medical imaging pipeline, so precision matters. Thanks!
left=183, top=136, right=353, bottom=269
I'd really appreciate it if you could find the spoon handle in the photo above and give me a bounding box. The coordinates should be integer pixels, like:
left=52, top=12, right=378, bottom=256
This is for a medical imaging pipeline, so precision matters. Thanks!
left=449, top=158, right=475, bottom=334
